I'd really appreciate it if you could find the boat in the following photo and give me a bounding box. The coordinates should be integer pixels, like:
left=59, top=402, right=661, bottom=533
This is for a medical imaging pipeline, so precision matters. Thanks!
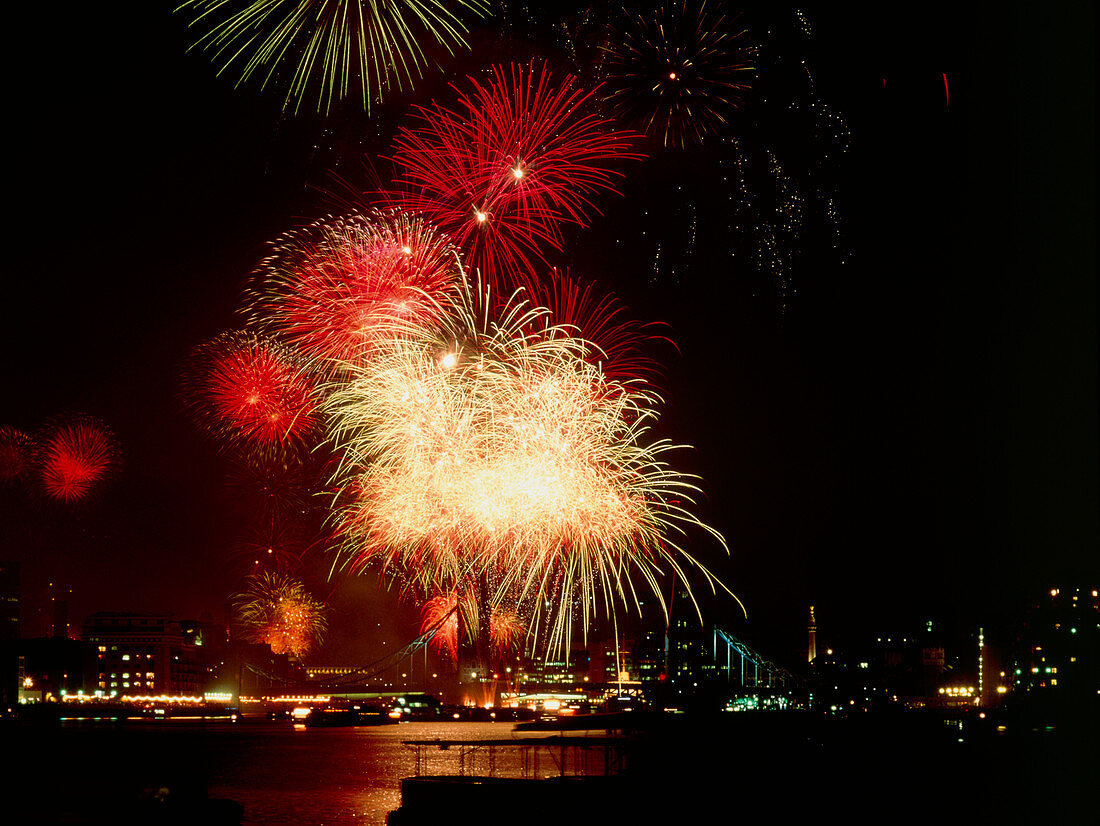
left=304, top=703, right=398, bottom=727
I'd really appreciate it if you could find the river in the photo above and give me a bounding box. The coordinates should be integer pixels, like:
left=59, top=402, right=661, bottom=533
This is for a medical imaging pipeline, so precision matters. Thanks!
left=6, top=710, right=1095, bottom=824
left=9, top=720, right=595, bottom=825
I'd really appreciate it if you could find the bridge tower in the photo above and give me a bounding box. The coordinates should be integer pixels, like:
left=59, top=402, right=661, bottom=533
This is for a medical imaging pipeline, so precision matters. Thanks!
left=807, top=605, right=817, bottom=665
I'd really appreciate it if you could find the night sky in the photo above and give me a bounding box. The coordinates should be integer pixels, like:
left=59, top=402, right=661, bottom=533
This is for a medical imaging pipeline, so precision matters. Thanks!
left=3, top=3, right=1095, bottom=666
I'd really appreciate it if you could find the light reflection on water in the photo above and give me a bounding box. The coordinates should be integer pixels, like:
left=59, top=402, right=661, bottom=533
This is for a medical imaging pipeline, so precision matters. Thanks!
left=212, top=722, right=601, bottom=824
left=11, top=721, right=598, bottom=825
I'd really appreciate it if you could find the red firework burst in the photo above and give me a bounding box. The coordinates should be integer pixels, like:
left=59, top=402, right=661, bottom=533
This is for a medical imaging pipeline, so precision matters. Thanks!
left=388, top=63, right=641, bottom=285
left=517, top=269, right=670, bottom=384
left=187, top=332, right=319, bottom=452
left=0, top=425, right=34, bottom=484
left=420, top=593, right=463, bottom=662
left=419, top=592, right=526, bottom=661
left=36, top=416, right=119, bottom=502
left=245, top=212, right=460, bottom=369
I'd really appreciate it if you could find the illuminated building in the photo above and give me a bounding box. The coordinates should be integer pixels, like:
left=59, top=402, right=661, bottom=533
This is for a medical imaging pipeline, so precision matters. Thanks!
left=632, top=629, right=667, bottom=684
left=81, top=613, right=200, bottom=697
left=1009, top=584, right=1099, bottom=700
left=667, top=613, right=722, bottom=690
left=0, top=561, right=19, bottom=641
left=812, top=620, right=956, bottom=711
left=514, top=650, right=592, bottom=694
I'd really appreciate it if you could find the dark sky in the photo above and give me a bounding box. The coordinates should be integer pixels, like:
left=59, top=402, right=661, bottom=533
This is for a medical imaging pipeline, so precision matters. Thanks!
left=3, top=3, right=1095, bottom=666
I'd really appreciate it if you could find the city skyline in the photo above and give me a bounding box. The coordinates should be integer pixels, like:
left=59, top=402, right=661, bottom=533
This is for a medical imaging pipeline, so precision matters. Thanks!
left=2, top=4, right=1095, bottom=667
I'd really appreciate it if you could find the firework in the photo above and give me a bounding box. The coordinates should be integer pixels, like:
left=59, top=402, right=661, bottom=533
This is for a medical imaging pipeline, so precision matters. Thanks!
left=186, top=331, right=319, bottom=454
left=517, top=269, right=667, bottom=384
left=36, top=416, right=119, bottom=503
left=327, top=273, right=731, bottom=649
left=0, top=426, right=34, bottom=485
left=223, top=450, right=320, bottom=525
left=388, top=63, right=640, bottom=284
left=602, top=1, right=755, bottom=148
left=175, top=0, right=490, bottom=114
left=419, top=590, right=526, bottom=661
left=229, top=517, right=312, bottom=575
left=234, top=571, right=327, bottom=657
left=244, top=211, right=460, bottom=371
left=489, top=606, right=524, bottom=654
left=419, top=592, right=465, bottom=662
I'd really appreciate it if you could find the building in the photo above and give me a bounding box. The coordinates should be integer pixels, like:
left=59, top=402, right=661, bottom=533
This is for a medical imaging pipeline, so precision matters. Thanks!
left=82, top=613, right=201, bottom=697
left=514, top=649, right=592, bottom=694
left=1010, top=584, right=1099, bottom=702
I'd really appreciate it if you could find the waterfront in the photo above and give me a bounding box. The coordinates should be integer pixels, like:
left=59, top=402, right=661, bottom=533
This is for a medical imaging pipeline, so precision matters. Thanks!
left=5, top=710, right=1095, bottom=825
left=9, top=721, right=568, bottom=825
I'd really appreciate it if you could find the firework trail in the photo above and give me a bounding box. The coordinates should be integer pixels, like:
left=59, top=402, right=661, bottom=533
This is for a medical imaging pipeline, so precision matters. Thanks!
left=185, top=331, right=319, bottom=455
left=175, top=0, right=490, bottom=114
left=602, top=1, right=755, bottom=149
left=388, top=63, right=641, bottom=285
left=234, top=571, right=328, bottom=657
left=326, top=272, right=733, bottom=650
left=0, top=426, right=34, bottom=485
left=36, top=416, right=120, bottom=503
left=243, top=211, right=460, bottom=372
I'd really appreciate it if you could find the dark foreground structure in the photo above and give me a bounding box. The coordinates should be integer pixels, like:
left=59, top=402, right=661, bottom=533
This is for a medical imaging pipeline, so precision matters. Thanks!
left=387, top=705, right=1098, bottom=824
